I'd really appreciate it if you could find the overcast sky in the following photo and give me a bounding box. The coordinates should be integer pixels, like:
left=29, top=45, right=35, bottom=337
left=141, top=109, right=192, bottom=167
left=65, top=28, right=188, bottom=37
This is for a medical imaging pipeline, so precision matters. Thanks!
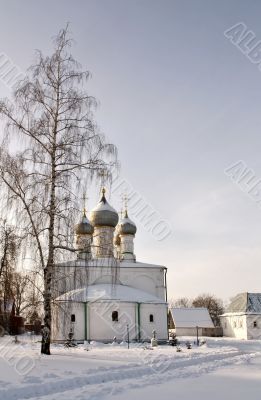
left=1, top=0, right=261, bottom=301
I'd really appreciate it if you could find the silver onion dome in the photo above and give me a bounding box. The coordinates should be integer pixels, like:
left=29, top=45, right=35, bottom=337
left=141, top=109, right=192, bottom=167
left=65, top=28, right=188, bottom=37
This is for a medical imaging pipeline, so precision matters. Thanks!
left=119, top=210, right=137, bottom=235
left=75, top=211, right=94, bottom=235
left=90, top=189, right=119, bottom=228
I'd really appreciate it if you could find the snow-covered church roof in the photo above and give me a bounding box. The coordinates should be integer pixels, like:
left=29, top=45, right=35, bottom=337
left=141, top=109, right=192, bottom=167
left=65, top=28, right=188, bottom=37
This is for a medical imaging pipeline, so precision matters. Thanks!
left=56, top=284, right=166, bottom=304
left=169, top=307, right=214, bottom=328
left=224, top=293, right=261, bottom=314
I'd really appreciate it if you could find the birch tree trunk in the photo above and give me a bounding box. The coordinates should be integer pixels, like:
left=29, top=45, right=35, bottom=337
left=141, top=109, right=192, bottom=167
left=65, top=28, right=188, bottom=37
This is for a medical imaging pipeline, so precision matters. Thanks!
left=0, top=25, right=117, bottom=354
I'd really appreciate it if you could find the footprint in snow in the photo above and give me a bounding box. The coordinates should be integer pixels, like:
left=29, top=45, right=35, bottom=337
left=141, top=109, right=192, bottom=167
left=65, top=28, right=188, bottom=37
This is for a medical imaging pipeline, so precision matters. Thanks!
left=22, top=376, right=42, bottom=384
left=42, top=372, right=59, bottom=379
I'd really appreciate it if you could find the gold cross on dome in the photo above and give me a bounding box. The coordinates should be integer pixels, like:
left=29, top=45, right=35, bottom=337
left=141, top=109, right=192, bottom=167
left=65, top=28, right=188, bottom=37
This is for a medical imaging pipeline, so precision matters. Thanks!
left=81, top=193, right=88, bottom=215
left=98, top=169, right=109, bottom=188
left=121, top=193, right=129, bottom=214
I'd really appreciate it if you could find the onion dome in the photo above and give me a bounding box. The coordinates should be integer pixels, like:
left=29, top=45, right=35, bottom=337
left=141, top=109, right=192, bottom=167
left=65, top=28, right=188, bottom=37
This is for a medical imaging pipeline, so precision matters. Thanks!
left=119, top=210, right=137, bottom=235
left=75, top=211, right=94, bottom=235
left=90, top=189, right=119, bottom=228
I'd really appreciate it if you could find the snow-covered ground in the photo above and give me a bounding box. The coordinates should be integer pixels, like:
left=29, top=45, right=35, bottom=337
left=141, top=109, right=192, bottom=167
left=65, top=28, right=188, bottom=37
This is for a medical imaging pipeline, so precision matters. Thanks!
left=0, top=335, right=261, bottom=400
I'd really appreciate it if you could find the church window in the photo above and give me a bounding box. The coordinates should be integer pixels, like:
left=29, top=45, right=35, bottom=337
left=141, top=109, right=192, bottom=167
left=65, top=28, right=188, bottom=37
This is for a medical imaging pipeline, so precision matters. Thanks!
left=71, top=314, right=76, bottom=323
left=112, top=311, right=118, bottom=322
left=233, top=321, right=237, bottom=328
left=149, top=314, right=154, bottom=323
left=253, top=321, right=257, bottom=328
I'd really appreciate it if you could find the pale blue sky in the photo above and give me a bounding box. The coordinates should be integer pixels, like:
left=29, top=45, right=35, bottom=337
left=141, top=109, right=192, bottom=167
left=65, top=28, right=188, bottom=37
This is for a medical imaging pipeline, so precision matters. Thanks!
left=1, top=0, right=261, bottom=301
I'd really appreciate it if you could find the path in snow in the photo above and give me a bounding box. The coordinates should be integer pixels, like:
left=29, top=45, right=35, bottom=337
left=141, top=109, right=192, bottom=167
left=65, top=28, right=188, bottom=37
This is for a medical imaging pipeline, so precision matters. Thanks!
left=0, top=346, right=258, bottom=400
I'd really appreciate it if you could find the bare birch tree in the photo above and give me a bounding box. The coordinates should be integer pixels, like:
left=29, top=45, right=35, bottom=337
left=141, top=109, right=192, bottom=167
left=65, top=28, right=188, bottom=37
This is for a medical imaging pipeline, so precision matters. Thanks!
left=0, top=26, right=117, bottom=354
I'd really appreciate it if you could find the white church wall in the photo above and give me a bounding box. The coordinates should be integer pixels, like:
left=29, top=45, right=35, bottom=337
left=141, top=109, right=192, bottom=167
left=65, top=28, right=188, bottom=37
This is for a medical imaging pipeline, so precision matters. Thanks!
left=89, top=301, right=136, bottom=342
left=140, top=304, right=168, bottom=341
left=53, top=258, right=167, bottom=343
left=54, top=263, right=166, bottom=303
left=52, top=302, right=85, bottom=342
left=72, top=303, right=85, bottom=341
left=54, top=265, right=121, bottom=296
left=128, top=273, right=155, bottom=296
left=93, top=274, right=122, bottom=285
left=127, top=268, right=165, bottom=300
left=52, top=301, right=168, bottom=343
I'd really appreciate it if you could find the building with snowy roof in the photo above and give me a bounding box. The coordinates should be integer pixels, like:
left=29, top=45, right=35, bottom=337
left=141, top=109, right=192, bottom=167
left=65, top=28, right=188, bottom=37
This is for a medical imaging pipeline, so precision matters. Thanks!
left=51, top=189, right=168, bottom=343
left=220, top=293, right=261, bottom=340
left=169, top=307, right=215, bottom=336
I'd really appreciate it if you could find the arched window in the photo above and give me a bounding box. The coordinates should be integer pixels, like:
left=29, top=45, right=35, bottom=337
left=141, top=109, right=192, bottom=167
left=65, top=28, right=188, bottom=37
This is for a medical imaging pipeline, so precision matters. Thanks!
left=112, top=311, right=118, bottom=322
left=253, top=321, right=257, bottom=328
left=149, top=314, right=154, bottom=323
left=71, top=314, right=75, bottom=323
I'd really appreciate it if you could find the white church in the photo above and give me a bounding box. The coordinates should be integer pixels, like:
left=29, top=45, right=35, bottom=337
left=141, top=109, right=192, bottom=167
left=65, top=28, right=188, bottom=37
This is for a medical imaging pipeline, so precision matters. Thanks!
left=52, top=189, right=168, bottom=343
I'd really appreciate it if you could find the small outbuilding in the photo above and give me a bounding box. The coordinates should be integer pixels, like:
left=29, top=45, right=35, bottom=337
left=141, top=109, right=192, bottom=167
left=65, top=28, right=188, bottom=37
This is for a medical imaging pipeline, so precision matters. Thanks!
left=220, top=292, right=261, bottom=340
left=169, top=307, right=215, bottom=336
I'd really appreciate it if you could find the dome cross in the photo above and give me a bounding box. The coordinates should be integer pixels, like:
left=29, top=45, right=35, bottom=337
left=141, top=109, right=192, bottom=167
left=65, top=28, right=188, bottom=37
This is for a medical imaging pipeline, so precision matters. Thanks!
left=81, top=193, right=89, bottom=216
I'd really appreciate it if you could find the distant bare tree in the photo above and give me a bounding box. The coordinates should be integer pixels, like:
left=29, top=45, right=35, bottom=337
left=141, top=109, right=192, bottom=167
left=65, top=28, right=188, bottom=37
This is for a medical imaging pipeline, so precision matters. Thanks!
left=0, top=221, right=21, bottom=314
left=12, top=271, right=43, bottom=318
left=11, top=272, right=29, bottom=316
left=169, top=297, right=192, bottom=308
left=0, top=26, right=117, bottom=354
left=192, top=293, right=224, bottom=327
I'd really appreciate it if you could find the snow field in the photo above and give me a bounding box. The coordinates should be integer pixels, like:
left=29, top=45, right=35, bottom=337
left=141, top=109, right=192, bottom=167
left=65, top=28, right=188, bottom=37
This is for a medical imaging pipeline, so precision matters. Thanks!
left=0, top=336, right=260, bottom=400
